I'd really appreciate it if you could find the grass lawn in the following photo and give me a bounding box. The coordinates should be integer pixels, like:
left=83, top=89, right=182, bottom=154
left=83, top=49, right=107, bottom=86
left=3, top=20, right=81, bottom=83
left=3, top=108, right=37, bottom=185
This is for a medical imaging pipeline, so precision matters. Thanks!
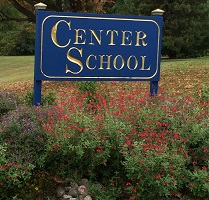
left=0, top=56, right=34, bottom=85
left=0, top=55, right=209, bottom=96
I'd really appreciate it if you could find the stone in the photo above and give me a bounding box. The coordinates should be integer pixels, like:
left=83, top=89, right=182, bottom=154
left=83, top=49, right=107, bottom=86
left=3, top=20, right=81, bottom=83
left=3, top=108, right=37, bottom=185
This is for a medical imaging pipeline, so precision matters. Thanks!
left=63, top=195, right=72, bottom=199
left=70, top=181, right=78, bottom=188
left=84, top=195, right=92, bottom=200
left=56, top=186, right=65, bottom=198
left=80, top=178, right=89, bottom=187
left=65, top=186, right=72, bottom=191
left=77, top=185, right=88, bottom=196
left=94, top=181, right=103, bottom=189
left=78, top=195, right=84, bottom=200
left=68, top=187, right=78, bottom=197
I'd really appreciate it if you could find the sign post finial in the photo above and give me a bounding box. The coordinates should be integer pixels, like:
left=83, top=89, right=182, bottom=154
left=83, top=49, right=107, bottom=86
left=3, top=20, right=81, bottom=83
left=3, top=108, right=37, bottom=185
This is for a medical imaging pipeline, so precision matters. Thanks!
left=151, top=9, right=164, bottom=16
left=34, top=2, right=47, bottom=10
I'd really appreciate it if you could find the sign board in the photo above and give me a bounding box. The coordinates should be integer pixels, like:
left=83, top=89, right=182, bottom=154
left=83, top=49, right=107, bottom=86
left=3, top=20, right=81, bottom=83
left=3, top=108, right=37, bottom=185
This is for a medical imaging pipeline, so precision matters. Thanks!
left=34, top=8, right=163, bottom=105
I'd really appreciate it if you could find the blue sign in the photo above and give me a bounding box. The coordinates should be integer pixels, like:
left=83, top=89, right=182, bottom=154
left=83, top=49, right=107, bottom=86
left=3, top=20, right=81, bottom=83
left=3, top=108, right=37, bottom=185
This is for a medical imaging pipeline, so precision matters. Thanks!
left=34, top=9, right=163, bottom=105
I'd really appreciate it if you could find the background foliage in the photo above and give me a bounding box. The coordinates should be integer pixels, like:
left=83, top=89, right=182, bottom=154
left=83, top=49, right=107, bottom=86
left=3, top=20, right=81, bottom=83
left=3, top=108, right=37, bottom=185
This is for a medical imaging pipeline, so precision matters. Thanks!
left=0, top=0, right=208, bottom=57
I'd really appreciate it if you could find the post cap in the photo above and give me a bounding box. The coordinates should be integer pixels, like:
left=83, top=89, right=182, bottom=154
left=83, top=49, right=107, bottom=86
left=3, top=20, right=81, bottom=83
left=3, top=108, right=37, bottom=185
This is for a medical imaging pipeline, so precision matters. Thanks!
left=34, top=2, right=47, bottom=10
left=151, top=9, right=164, bottom=16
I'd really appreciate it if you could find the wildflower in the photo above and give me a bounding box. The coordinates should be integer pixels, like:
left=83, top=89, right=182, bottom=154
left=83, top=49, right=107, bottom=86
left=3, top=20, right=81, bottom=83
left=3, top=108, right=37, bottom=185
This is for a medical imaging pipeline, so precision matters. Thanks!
left=174, top=132, right=180, bottom=139
left=126, top=182, right=132, bottom=186
left=14, top=177, right=18, bottom=181
left=156, top=174, right=161, bottom=179
left=96, top=149, right=101, bottom=153
left=203, top=147, right=208, bottom=153
left=7, top=163, right=12, bottom=167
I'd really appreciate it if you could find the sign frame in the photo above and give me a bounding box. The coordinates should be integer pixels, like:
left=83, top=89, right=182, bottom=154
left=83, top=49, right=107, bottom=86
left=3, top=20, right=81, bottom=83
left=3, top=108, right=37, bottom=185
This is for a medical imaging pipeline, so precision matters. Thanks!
left=33, top=4, right=163, bottom=106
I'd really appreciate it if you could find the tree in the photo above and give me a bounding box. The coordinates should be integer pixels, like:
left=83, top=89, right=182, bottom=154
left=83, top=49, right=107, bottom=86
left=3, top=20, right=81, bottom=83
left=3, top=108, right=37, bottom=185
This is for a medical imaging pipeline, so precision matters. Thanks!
left=0, top=0, right=115, bottom=55
left=0, top=0, right=115, bottom=23
left=0, top=1, right=35, bottom=55
left=109, top=0, right=209, bottom=58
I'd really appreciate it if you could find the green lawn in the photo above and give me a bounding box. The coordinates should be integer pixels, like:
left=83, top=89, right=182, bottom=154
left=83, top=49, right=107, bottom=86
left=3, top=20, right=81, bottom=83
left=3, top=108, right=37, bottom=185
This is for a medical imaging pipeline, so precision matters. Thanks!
left=0, top=56, right=34, bottom=85
left=0, top=55, right=209, bottom=91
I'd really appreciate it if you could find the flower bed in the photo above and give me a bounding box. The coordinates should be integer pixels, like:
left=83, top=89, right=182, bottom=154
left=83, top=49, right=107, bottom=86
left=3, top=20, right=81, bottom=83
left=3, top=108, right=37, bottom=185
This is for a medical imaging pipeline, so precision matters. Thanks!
left=1, top=82, right=209, bottom=199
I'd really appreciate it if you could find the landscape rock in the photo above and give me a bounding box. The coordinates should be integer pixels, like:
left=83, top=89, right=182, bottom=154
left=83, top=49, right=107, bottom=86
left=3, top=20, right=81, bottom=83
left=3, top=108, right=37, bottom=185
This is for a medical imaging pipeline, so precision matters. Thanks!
left=56, top=186, right=65, bottom=198
left=68, top=187, right=78, bottom=197
left=84, top=195, right=92, bottom=200
left=65, top=186, right=72, bottom=191
left=70, top=181, right=79, bottom=188
left=63, top=194, right=72, bottom=199
left=80, top=178, right=89, bottom=187
left=77, top=185, right=88, bottom=196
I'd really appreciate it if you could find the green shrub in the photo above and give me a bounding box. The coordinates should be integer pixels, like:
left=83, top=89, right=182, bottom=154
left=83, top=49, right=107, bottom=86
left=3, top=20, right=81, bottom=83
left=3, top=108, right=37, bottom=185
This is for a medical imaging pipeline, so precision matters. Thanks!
left=41, top=88, right=209, bottom=199
left=77, top=81, right=100, bottom=105
left=2, top=86, right=209, bottom=199
left=0, top=92, right=20, bottom=117
left=24, top=91, right=56, bottom=106
left=0, top=106, right=48, bottom=199
left=200, top=85, right=209, bottom=102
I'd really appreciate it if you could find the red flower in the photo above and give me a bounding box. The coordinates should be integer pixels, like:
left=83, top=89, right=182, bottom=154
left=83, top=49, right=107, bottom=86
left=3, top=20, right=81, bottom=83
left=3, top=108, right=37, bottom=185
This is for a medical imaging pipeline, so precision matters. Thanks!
left=96, top=149, right=101, bottom=153
left=174, top=132, right=180, bottom=139
left=7, top=163, right=12, bottom=167
left=156, top=174, right=161, bottom=179
left=14, top=177, right=18, bottom=181
left=190, top=183, right=194, bottom=188
left=126, top=182, right=132, bottom=186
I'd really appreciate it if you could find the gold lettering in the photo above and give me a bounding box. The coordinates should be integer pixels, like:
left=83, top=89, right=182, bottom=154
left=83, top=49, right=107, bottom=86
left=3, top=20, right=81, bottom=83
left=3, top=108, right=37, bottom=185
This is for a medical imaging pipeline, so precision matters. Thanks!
left=113, top=55, right=125, bottom=70
left=135, top=31, right=147, bottom=46
left=121, top=31, right=132, bottom=46
left=51, top=20, right=71, bottom=48
left=127, top=56, right=138, bottom=70
left=66, top=47, right=83, bottom=74
left=140, top=56, right=150, bottom=70
left=89, top=29, right=103, bottom=45
left=106, top=30, right=118, bottom=45
left=86, top=55, right=97, bottom=70
left=99, top=55, right=112, bottom=70
left=74, top=29, right=86, bottom=44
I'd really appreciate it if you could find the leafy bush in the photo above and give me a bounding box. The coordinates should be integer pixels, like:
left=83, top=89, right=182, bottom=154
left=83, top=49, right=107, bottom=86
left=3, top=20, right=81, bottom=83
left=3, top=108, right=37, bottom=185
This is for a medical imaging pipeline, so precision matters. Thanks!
left=24, top=91, right=56, bottom=106
left=2, top=86, right=209, bottom=199
left=0, top=23, right=35, bottom=56
left=0, top=92, right=20, bottom=117
left=0, top=106, right=48, bottom=199
left=40, top=88, right=209, bottom=199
